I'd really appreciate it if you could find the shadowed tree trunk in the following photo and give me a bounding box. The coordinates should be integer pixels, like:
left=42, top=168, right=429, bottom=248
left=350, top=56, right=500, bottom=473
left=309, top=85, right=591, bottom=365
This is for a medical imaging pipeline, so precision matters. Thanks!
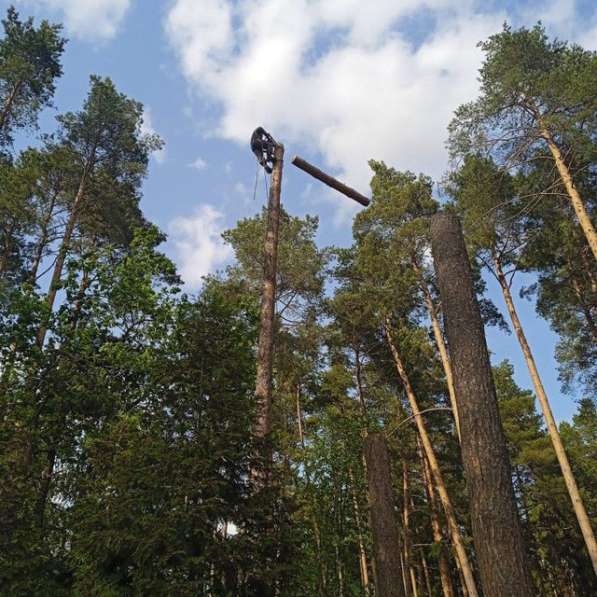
left=252, top=142, right=284, bottom=485
left=430, top=212, right=534, bottom=596
left=364, top=432, right=405, bottom=597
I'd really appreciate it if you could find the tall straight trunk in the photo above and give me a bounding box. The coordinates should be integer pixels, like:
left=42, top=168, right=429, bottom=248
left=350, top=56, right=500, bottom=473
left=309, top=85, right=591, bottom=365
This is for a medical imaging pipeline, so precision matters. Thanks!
left=420, top=442, right=455, bottom=597
left=402, top=461, right=419, bottom=597
left=420, top=552, right=433, bottom=597
left=296, top=386, right=327, bottom=596
left=37, top=160, right=92, bottom=347
left=430, top=213, right=534, bottom=596
left=539, top=122, right=597, bottom=262
left=384, top=322, right=479, bottom=597
left=349, top=468, right=371, bottom=597
left=0, top=80, right=23, bottom=133
left=29, top=191, right=58, bottom=283
left=363, top=432, right=406, bottom=597
left=400, top=552, right=411, bottom=597
left=412, top=257, right=461, bottom=442
left=253, top=142, right=284, bottom=451
left=493, top=254, right=597, bottom=575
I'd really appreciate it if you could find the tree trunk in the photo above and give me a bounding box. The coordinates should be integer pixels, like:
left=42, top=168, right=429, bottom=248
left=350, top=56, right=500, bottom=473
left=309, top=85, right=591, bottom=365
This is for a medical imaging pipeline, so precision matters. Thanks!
left=0, top=80, right=23, bottom=133
left=37, top=162, right=91, bottom=347
left=253, top=143, right=284, bottom=477
left=413, top=257, right=461, bottom=442
left=384, top=322, right=478, bottom=597
left=349, top=467, right=371, bottom=597
left=402, top=461, right=419, bottom=597
left=363, top=432, right=406, bottom=597
left=430, top=212, right=534, bottom=596
left=493, top=254, right=597, bottom=576
left=29, top=191, right=58, bottom=283
left=420, top=552, right=433, bottom=597
left=420, top=442, right=455, bottom=597
left=540, top=123, right=597, bottom=262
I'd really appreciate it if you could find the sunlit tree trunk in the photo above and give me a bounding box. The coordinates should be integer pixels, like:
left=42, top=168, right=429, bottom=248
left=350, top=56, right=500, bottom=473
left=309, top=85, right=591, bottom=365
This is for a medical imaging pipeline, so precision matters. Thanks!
left=493, top=254, right=597, bottom=575
left=419, top=440, right=456, bottom=597
left=384, top=321, right=479, bottom=597
left=349, top=467, right=371, bottom=596
left=402, top=461, right=419, bottom=597
left=412, top=257, right=461, bottom=441
left=539, top=121, right=597, bottom=262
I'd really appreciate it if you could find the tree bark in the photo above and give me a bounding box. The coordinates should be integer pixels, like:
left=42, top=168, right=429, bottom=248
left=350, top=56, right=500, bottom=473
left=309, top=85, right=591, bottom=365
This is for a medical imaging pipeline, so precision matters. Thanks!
left=363, top=432, right=405, bottom=597
left=384, top=322, right=478, bottom=597
left=349, top=467, right=371, bottom=597
left=539, top=123, right=597, bottom=262
left=412, top=257, right=461, bottom=442
left=493, top=254, right=597, bottom=576
left=402, top=461, right=419, bottom=597
left=0, top=80, right=23, bottom=133
left=430, top=212, right=534, bottom=596
left=28, top=191, right=58, bottom=284
left=420, top=443, right=455, bottom=597
left=37, top=160, right=92, bottom=347
left=253, top=143, right=284, bottom=448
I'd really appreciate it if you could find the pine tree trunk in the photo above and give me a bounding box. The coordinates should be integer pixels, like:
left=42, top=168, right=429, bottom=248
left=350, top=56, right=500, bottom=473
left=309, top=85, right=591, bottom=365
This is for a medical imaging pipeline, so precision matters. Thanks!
left=402, top=461, right=419, bottom=597
left=349, top=467, right=371, bottom=597
left=37, top=161, right=91, bottom=347
left=539, top=123, right=597, bottom=262
left=384, top=322, right=479, bottom=597
left=430, top=212, right=534, bottom=596
left=420, top=552, right=433, bottom=597
left=0, top=80, right=23, bottom=133
left=413, top=257, right=461, bottom=441
left=493, top=254, right=597, bottom=575
left=253, top=143, right=284, bottom=482
left=363, top=432, right=406, bottom=597
left=420, top=443, right=456, bottom=597
left=28, top=191, right=58, bottom=283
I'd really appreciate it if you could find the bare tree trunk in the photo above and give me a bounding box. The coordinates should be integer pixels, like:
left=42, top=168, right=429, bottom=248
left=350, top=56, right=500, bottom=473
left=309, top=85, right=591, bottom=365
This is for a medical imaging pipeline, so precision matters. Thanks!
left=29, top=191, right=58, bottom=284
left=349, top=467, right=371, bottom=597
left=0, top=80, right=23, bottom=133
left=420, top=442, right=455, bottom=597
left=430, top=213, right=534, bottom=596
left=37, top=162, right=92, bottom=347
left=402, top=461, right=419, bottom=597
left=421, top=551, right=433, bottom=597
left=363, top=432, right=406, bottom=597
left=493, top=254, right=597, bottom=575
left=413, top=258, right=461, bottom=441
left=384, top=322, right=478, bottom=597
left=253, top=143, right=284, bottom=480
left=539, top=123, right=597, bottom=262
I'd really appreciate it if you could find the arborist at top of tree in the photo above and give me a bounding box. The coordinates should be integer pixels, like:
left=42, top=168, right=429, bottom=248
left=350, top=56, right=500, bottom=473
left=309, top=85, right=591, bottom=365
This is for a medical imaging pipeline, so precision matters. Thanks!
left=250, top=126, right=277, bottom=173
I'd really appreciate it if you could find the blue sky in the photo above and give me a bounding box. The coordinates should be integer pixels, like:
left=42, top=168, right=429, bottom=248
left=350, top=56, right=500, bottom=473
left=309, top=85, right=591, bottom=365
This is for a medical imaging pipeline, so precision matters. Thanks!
left=7, top=0, right=596, bottom=421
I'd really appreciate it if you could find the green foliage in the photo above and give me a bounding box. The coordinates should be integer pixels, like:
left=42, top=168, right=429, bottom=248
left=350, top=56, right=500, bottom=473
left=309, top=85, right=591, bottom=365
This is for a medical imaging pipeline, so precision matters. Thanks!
left=0, top=6, right=66, bottom=146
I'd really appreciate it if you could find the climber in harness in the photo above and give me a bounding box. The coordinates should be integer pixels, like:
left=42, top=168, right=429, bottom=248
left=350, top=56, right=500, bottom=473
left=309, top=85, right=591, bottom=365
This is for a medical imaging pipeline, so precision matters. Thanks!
left=250, top=126, right=277, bottom=174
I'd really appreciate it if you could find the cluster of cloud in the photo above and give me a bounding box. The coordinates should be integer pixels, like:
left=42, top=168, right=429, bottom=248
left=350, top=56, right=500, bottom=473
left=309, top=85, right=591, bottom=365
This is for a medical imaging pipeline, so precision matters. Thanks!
left=168, top=205, right=233, bottom=288
left=17, top=0, right=131, bottom=40
left=164, top=0, right=595, bottom=190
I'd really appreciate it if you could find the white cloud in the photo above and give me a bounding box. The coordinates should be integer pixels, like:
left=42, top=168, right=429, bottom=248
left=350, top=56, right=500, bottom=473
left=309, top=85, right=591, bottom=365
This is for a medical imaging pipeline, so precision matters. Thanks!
left=19, top=0, right=132, bottom=40
left=168, top=205, right=233, bottom=288
left=189, top=156, right=208, bottom=170
left=164, top=0, right=596, bottom=213
left=140, top=107, right=166, bottom=164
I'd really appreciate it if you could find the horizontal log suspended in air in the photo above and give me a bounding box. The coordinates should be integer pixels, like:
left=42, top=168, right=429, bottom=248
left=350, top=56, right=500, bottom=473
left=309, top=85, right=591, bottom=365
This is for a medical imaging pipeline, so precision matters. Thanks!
left=291, top=155, right=370, bottom=207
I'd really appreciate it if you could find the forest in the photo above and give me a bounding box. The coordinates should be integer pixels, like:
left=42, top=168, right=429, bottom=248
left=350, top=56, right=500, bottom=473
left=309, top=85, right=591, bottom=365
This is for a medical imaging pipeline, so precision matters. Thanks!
left=0, top=5, right=595, bottom=596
